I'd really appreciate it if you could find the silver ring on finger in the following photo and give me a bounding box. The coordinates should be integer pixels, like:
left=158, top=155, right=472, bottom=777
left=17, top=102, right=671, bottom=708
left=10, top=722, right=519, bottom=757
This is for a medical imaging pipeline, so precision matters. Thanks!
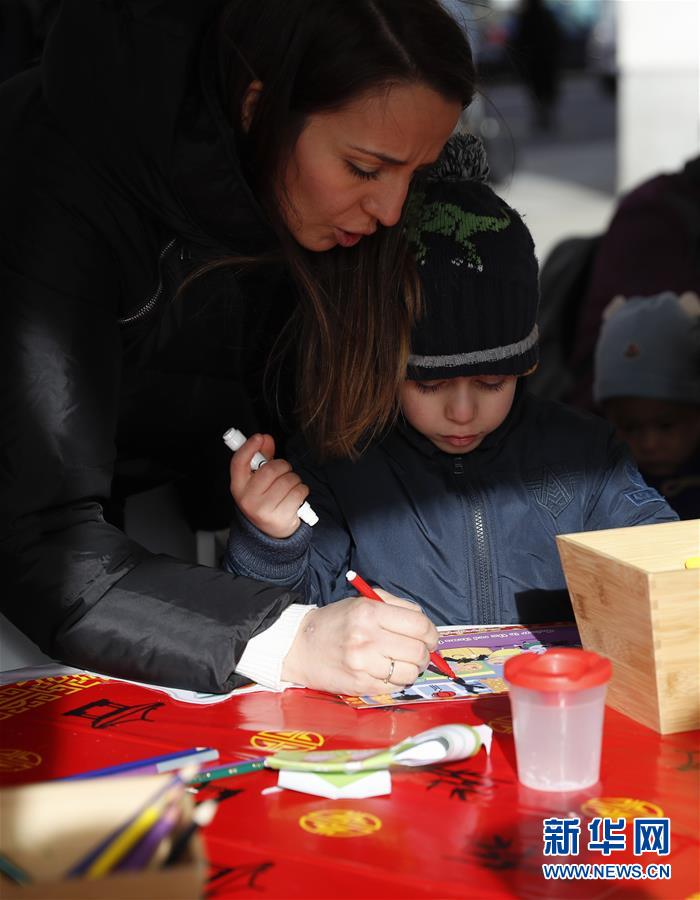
left=384, top=658, right=395, bottom=684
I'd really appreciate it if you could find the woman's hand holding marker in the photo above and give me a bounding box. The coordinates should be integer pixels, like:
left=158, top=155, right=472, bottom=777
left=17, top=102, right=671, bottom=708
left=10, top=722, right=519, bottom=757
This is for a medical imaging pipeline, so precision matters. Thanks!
left=281, top=592, right=439, bottom=697
left=228, top=431, right=315, bottom=538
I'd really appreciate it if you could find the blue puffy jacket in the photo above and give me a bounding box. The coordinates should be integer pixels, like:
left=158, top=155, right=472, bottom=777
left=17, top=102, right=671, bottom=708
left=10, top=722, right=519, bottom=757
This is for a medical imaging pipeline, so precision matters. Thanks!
left=224, top=387, right=678, bottom=625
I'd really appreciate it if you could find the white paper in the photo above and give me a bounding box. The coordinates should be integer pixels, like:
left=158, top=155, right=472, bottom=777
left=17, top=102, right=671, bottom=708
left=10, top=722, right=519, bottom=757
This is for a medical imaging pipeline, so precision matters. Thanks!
left=277, top=769, right=392, bottom=799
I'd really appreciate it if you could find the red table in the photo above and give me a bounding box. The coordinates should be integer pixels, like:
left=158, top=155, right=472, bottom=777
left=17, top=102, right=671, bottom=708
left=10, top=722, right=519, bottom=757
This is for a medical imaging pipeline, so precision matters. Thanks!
left=1, top=672, right=698, bottom=898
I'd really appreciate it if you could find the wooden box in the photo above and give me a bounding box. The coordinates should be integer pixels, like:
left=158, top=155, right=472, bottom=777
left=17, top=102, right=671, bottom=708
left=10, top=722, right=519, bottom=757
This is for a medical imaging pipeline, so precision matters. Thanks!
left=0, top=775, right=206, bottom=899
left=556, top=519, right=700, bottom=734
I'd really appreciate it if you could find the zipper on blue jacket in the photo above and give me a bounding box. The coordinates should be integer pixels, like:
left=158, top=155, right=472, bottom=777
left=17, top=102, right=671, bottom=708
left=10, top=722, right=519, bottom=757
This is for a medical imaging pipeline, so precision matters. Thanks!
left=452, top=456, right=497, bottom=623
left=117, top=238, right=177, bottom=325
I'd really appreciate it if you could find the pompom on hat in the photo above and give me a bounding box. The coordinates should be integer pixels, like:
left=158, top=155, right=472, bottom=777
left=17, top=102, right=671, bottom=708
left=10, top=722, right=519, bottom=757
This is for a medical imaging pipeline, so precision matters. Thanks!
left=428, top=131, right=492, bottom=184
left=593, top=291, right=700, bottom=405
left=405, top=145, right=540, bottom=381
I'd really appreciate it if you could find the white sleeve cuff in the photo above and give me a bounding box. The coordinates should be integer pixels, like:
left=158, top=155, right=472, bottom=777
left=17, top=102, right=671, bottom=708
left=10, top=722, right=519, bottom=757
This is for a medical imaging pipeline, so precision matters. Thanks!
left=235, top=604, right=316, bottom=691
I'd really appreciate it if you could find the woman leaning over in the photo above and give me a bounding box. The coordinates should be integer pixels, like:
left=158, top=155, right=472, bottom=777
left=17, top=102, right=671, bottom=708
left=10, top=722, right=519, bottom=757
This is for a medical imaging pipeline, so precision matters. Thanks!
left=0, top=0, right=475, bottom=695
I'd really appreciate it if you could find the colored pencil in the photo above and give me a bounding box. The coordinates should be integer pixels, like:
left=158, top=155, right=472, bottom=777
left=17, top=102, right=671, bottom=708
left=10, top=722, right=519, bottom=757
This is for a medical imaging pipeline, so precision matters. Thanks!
left=67, top=776, right=181, bottom=878
left=86, top=802, right=164, bottom=878
left=163, top=799, right=218, bottom=867
left=187, top=758, right=267, bottom=785
left=115, top=798, right=183, bottom=872
left=62, top=747, right=219, bottom=780
left=346, top=570, right=469, bottom=688
left=0, top=852, right=31, bottom=885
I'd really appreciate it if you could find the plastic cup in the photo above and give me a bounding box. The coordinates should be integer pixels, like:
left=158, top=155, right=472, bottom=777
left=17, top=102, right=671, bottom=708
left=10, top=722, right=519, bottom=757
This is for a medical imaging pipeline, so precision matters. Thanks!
left=504, top=648, right=612, bottom=792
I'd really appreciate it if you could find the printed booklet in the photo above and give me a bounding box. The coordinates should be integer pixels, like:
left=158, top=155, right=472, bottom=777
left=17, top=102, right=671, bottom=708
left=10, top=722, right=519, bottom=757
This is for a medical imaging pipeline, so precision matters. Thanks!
left=340, top=623, right=580, bottom=709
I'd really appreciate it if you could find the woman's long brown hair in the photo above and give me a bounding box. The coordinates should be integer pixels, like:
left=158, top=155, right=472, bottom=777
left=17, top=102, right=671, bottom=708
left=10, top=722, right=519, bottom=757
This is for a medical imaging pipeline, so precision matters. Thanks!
left=285, top=210, right=422, bottom=459
left=215, top=0, right=475, bottom=459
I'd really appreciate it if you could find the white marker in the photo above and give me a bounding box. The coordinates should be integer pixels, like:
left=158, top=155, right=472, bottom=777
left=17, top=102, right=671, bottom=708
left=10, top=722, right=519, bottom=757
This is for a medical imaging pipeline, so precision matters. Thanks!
left=222, top=427, right=319, bottom=527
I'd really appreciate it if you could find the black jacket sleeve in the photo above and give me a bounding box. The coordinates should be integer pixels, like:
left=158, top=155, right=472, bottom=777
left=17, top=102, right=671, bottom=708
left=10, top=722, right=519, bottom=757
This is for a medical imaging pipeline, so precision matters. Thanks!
left=0, top=130, right=298, bottom=696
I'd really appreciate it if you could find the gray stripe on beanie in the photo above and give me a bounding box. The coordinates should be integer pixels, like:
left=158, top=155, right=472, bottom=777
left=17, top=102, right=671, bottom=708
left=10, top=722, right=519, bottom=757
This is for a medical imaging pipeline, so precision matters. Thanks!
left=409, top=324, right=539, bottom=370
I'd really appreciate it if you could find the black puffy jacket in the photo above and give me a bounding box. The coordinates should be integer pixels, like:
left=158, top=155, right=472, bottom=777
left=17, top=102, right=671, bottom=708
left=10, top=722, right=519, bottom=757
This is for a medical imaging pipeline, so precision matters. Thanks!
left=0, top=0, right=300, bottom=691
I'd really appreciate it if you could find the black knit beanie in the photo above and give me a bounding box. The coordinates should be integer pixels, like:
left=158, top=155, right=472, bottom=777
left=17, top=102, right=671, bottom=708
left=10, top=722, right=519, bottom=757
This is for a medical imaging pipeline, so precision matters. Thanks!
left=405, top=175, right=540, bottom=381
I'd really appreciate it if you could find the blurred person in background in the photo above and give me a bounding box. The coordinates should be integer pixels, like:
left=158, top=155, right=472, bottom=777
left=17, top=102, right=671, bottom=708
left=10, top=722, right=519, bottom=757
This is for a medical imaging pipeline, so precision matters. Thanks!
left=587, top=0, right=617, bottom=96
left=569, top=156, right=700, bottom=409
left=530, top=155, right=700, bottom=410
left=511, top=0, right=563, bottom=131
left=594, top=292, right=700, bottom=521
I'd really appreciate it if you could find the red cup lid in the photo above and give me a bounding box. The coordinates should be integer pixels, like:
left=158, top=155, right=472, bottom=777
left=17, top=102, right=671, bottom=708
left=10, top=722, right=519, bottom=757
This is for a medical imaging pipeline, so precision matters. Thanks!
left=504, top=648, right=612, bottom=692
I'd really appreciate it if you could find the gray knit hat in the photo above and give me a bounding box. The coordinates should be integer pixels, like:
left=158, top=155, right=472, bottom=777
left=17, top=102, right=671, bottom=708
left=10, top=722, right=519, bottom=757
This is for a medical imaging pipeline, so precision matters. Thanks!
left=405, top=147, right=539, bottom=381
left=593, top=291, right=700, bottom=404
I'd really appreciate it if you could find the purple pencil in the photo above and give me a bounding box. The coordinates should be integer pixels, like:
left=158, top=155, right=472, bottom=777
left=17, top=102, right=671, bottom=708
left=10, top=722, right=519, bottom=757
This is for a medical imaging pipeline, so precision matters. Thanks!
left=115, top=798, right=183, bottom=871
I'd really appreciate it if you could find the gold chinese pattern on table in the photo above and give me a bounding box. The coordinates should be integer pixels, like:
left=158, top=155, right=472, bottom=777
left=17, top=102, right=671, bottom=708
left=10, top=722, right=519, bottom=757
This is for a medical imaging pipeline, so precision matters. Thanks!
left=581, top=797, right=664, bottom=819
left=299, top=809, right=382, bottom=838
left=250, top=730, right=325, bottom=753
left=0, top=749, right=43, bottom=772
left=0, top=675, right=107, bottom=721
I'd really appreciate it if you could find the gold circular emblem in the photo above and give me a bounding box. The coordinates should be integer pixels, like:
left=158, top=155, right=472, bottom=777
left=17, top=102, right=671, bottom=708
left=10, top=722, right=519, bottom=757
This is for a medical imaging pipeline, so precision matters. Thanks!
left=250, top=730, right=324, bottom=753
left=581, top=797, right=664, bottom=819
left=487, top=715, right=513, bottom=734
left=0, top=749, right=42, bottom=772
left=299, top=809, right=382, bottom=838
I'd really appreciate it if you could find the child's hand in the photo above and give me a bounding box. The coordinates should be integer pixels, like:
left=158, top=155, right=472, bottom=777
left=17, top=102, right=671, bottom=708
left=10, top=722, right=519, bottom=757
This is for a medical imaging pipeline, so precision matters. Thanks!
left=229, top=433, right=311, bottom=539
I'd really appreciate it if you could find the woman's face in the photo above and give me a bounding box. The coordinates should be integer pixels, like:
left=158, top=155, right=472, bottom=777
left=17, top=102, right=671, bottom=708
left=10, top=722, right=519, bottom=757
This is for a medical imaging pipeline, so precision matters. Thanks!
left=279, top=83, right=461, bottom=252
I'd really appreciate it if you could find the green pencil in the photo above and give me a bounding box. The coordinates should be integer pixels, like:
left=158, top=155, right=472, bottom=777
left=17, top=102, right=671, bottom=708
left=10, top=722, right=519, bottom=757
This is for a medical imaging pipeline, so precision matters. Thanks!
left=0, top=852, right=31, bottom=885
left=187, top=758, right=267, bottom=785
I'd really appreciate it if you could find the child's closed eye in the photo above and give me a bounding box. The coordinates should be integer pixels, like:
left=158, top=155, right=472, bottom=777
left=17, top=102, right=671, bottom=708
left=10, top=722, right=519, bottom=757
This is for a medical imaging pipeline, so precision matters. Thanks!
left=412, top=377, right=510, bottom=394
left=414, top=381, right=446, bottom=394
left=475, top=378, right=508, bottom=392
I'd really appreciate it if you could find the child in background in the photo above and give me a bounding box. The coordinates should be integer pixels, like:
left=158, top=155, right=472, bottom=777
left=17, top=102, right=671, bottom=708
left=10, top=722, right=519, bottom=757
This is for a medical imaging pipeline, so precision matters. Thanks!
left=593, top=291, right=700, bottom=520
left=224, top=173, right=677, bottom=627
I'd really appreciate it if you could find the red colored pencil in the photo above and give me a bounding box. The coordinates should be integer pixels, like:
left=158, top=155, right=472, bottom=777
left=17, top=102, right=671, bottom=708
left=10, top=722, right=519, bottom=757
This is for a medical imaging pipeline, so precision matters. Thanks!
left=345, top=570, right=467, bottom=687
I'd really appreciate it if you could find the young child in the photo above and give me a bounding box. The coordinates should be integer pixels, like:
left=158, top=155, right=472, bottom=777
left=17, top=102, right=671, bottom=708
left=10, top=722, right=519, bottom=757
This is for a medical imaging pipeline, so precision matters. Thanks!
left=224, top=177, right=677, bottom=626
left=593, top=291, right=700, bottom=520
